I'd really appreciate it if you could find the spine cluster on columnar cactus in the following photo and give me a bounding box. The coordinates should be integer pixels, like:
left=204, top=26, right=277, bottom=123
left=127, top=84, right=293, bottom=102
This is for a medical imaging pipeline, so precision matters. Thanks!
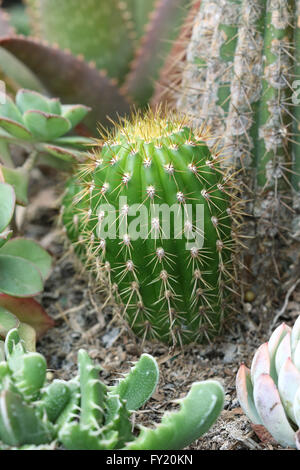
left=177, top=0, right=300, bottom=244
left=62, top=110, right=240, bottom=345
left=236, top=315, right=300, bottom=449
left=0, top=328, right=224, bottom=450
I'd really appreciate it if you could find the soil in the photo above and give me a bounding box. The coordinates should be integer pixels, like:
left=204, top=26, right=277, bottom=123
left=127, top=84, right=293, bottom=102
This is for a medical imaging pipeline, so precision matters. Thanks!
left=21, top=167, right=300, bottom=451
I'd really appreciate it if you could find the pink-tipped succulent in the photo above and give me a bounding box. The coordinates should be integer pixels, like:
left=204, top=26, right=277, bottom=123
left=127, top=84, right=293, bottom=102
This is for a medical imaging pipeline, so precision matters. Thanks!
left=236, top=316, right=300, bottom=449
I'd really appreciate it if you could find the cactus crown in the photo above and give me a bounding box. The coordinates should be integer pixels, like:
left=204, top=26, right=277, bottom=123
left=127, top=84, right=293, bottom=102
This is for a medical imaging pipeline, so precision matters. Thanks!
left=62, top=109, right=239, bottom=345
left=236, top=315, right=300, bottom=449
left=0, top=328, right=224, bottom=450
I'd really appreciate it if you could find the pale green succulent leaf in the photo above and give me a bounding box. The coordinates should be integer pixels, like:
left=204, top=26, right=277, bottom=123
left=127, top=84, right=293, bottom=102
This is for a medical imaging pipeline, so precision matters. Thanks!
left=8, top=350, right=46, bottom=400
left=253, top=374, right=296, bottom=449
left=110, top=354, right=159, bottom=411
left=0, top=254, right=44, bottom=297
left=0, top=390, right=54, bottom=447
left=61, top=105, right=91, bottom=129
left=16, top=323, right=36, bottom=353
left=0, top=117, right=33, bottom=141
left=78, top=349, right=106, bottom=428
left=23, top=110, right=71, bottom=140
left=124, top=380, right=224, bottom=450
left=278, top=358, right=300, bottom=424
left=0, top=183, right=15, bottom=233
left=0, top=307, right=19, bottom=338
left=40, top=380, right=72, bottom=423
left=16, top=89, right=51, bottom=114
left=0, top=95, right=23, bottom=124
left=0, top=238, right=52, bottom=281
left=59, top=422, right=119, bottom=450
left=0, top=166, right=29, bottom=206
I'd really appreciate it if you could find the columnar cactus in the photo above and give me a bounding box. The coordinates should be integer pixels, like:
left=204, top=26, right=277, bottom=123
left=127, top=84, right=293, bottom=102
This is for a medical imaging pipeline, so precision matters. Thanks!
left=62, top=110, right=239, bottom=345
left=236, top=315, right=300, bottom=449
left=176, top=0, right=300, bottom=293
left=0, top=327, right=225, bottom=450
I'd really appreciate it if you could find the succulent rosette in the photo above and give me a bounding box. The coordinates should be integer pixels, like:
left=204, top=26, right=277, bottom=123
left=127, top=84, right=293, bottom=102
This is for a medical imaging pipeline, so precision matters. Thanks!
left=0, top=88, right=91, bottom=161
left=236, top=316, right=300, bottom=448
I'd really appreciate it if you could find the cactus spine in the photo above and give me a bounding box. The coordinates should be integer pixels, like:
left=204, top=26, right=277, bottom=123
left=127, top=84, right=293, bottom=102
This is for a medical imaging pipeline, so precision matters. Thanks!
left=177, top=0, right=300, bottom=295
left=62, top=110, right=239, bottom=345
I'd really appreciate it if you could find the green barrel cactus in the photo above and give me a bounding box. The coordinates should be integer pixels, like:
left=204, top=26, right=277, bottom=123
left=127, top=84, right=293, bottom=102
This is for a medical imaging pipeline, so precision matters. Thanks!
left=62, top=110, right=238, bottom=345
left=0, top=328, right=224, bottom=450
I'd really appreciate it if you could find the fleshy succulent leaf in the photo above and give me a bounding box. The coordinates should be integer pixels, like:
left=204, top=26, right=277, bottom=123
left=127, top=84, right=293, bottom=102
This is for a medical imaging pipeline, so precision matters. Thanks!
left=0, top=37, right=131, bottom=132
left=278, top=358, right=300, bottom=423
left=16, top=89, right=52, bottom=114
left=77, top=349, right=106, bottom=428
left=0, top=117, right=32, bottom=141
left=110, top=353, right=159, bottom=411
left=293, top=386, right=300, bottom=429
left=0, top=389, right=54, bottom=446
left=27, top=0, right=135, bottom=82
left=0, top=95, right=24, bottom=124
left=61, top=105, right=91, bottom=129
left=0, top=294, right=54, bottom=339
left=0, top=307, right=19, bottom=337
left=16, top=323, right=36, bottom=353
left=268, top=323, right=291, bottom=382
left=23, top=110, right=71, bottom=140
left=7, top=348, right=46, bottom=400
left=0, top=183, right=15, bottom=233
left=0, top=254, right=43, bottom=297
left=0, top=166, right=29, bottom=206
left=123, top=0, right=191, bottom=105
left=104, top=395, right=133, bottom=448
left=59, top=423, right=119, bottom=450
left=124, top=380, right=224, bottom=450
left=291, top=316, right=300, bottom=358
left=39, top=380, right=72, bottom=423
left=250, top=343, right=270, bottom=385
left=4, top=328, right=25, bottom=357
left=0, top=238, right=52, bottom=281
left=236, top=364, right=262, bottom=425
left=237, top=317, right=300, bottom=449
left=275, top=332, right=292, bottom=377
left=0, top=331, right=224, bottom=449
left=253, top=374, right=296, bottom=449
left=38, top=143, right=85, bottom=162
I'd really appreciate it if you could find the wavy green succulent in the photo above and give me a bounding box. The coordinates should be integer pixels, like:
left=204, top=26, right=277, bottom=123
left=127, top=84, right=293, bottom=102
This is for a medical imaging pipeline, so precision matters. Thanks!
left=0, top=328, right=224, bottom=450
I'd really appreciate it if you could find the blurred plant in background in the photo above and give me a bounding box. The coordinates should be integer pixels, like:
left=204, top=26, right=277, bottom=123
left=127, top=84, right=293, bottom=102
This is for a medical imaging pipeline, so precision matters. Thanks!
left=0, top=0, right=195, bottom=132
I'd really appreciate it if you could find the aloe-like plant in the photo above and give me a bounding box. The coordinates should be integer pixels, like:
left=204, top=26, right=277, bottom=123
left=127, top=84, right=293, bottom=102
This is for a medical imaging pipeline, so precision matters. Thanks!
left=0, top=0, right=194, bottom=131
left=236, top=315, right=300, bottom=449
left=0, top=327, right=224, bottom=450
left=0, top=182, right=54, bottom=341
left=0, top=88, right=92, bottom=204
left=62, top=109, right=240, bottom=345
